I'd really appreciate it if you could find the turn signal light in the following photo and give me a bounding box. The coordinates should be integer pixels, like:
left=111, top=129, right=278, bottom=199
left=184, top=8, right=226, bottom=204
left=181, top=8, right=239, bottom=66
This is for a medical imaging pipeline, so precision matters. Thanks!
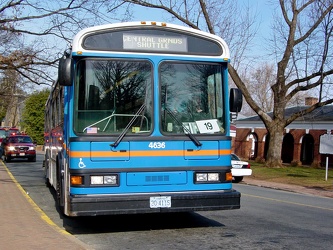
left=226, top=172, right=233, bottom=181
left=71, top=175, right=83, bottom=185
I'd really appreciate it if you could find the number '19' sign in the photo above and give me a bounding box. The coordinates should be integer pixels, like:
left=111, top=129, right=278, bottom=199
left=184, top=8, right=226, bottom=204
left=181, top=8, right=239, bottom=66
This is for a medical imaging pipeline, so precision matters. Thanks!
left=195, top=119, right=220, bottom=133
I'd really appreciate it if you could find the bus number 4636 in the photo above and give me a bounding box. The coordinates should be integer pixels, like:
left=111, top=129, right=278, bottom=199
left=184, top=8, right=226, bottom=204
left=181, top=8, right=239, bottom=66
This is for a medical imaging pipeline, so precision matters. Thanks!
left=148, top=142, right=166, bottom=149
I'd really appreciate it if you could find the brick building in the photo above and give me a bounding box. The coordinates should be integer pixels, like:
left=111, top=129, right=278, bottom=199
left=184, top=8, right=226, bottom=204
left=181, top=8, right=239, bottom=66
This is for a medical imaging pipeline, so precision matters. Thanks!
left=233, top=98, right=333, bottom=167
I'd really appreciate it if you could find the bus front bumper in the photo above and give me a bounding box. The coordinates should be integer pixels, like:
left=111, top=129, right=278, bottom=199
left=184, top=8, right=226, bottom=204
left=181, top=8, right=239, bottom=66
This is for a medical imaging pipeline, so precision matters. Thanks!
left=67, top=189, right=241, bottom=216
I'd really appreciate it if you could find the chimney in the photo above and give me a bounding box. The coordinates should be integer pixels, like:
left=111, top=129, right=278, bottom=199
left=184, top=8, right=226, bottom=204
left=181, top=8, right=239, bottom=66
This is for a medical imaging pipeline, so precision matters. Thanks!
left=305, top=97, right=318, bottom=106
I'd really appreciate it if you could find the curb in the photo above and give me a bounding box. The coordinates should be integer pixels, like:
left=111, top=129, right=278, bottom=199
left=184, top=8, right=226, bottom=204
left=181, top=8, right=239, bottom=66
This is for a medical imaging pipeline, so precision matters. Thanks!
left=242, top=178, right=333, bottom=198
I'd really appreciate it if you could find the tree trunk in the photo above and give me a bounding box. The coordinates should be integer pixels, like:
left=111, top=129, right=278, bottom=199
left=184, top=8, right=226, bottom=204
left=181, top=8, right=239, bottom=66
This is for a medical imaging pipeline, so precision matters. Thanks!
left=265, top=122, right=285, bottom=168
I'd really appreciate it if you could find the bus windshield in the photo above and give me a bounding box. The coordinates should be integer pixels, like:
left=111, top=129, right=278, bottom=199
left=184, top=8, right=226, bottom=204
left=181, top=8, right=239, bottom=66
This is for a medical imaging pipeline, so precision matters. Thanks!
left=74, top=59, right=153, bottom=135
left=161, top=62, right=225, bottom=134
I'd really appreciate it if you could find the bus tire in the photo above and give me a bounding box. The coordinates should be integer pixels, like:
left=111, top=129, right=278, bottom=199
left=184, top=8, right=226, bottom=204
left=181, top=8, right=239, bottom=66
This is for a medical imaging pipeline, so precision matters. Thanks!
left=5, top=155, right=11, bottom=162
left=56, top=163, right=65, bottom=214
left=29, top=156, right=36, bottom=162
left=43, top=151, right=50, bottom=187
left=45, top=178, right=51, bottom=188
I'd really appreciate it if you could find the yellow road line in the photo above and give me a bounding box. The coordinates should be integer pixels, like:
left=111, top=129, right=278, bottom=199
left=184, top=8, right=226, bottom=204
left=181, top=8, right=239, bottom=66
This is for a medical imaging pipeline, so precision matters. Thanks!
left=243, top=193, right=333, bottom=211
left=1, top=160, right=71, bottom=236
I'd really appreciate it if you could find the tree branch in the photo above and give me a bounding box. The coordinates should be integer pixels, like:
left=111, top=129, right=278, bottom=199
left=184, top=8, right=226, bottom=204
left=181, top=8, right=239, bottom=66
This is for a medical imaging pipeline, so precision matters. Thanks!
left=286, top=98, right=333, bottom=126
left=199, top=0, right=214, bottom=34
left=228, top=64, right=272, bottom=126
left=123, top=0, right=200, bottom=29
left=295, top=1, right=333, bottom=45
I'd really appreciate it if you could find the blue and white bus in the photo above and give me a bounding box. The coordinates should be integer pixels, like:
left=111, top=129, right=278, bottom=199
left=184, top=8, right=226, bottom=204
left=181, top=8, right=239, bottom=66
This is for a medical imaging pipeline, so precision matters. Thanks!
left=44, top=21, right=243, bottom=216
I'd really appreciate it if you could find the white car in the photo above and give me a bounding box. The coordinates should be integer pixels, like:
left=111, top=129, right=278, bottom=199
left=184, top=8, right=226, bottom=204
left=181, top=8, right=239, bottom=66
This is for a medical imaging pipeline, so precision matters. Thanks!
left=231, top=153, right=252, bottom=183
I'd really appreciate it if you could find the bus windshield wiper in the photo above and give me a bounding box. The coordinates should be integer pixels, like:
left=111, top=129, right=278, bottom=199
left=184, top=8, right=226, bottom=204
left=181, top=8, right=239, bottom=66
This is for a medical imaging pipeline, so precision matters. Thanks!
left=110, top=104, right=146, bottom=148
left=165, top=107, right=202, bottom=147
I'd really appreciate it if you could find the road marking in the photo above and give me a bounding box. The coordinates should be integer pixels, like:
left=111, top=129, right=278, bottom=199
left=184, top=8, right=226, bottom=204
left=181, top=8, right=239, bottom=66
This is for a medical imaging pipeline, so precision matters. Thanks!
left=243, top=193, right=333, bottom=211
left=1, top=161, right=71, bottom=235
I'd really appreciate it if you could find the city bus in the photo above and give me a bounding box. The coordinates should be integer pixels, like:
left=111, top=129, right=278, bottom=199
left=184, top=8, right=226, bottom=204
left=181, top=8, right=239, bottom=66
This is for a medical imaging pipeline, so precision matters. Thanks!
left=44, top=21, right=243, bottom=216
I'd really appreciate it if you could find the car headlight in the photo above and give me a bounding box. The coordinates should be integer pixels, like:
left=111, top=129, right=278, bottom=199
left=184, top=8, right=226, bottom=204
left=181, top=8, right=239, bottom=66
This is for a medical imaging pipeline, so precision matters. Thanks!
left=28, top=146, right=35, bottom=150
left=8, top=146, right=15, bottom=151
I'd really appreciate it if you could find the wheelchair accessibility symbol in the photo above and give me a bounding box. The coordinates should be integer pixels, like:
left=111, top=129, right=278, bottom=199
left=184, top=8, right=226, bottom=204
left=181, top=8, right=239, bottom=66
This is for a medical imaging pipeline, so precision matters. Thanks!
left=78, top=158, right=86, bottom=168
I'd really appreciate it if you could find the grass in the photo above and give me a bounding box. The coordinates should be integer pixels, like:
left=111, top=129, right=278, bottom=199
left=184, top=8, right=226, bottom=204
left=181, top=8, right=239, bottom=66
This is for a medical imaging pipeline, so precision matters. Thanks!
left=248, top=161, right=333, bottom=192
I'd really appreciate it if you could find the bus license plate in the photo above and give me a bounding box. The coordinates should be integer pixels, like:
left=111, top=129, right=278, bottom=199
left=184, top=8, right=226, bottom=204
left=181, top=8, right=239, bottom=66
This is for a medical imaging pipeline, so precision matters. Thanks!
left=150, top=196, right=171, bottom=208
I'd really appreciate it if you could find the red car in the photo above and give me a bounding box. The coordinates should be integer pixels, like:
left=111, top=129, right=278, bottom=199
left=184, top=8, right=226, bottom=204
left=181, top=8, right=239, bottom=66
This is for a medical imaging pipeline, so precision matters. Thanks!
left=1, top=134, right=36, bottom=162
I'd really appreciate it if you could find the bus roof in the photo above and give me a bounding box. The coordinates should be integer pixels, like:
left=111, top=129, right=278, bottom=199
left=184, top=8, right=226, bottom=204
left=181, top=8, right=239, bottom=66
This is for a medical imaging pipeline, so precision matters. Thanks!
left=71, top=21, right=230, bottom=59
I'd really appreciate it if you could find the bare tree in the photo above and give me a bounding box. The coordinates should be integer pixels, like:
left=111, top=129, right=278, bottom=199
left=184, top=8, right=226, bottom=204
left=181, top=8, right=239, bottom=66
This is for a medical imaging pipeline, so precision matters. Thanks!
left=0, top=0, right=130, bottom=86
left=230, top=0, right=333, bottom=167
left=0, top=70, right=26, bottom=126
left=247, top=63, right=276, bottom=113
left=242, top=62, right=308, bottom=115
left=121, top=0, right=333, bottom=167
left=0, top=0, right=130, bottom=124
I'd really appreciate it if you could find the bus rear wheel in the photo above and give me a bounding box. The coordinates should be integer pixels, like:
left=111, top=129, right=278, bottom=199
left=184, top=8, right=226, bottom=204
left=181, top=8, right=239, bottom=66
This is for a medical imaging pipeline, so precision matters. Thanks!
left=29, top=156, right=36, bottom=162
left=5, top=155, right=11, bottom=162
left=56, top=166, right=65, bottom=214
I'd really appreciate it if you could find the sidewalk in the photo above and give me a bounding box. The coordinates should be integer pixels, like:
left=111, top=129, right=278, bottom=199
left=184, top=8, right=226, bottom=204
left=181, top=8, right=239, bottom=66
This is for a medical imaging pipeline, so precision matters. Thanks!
left=0, top=161, right=91, bottom=250
left=243, top=177, right=333, bottom=198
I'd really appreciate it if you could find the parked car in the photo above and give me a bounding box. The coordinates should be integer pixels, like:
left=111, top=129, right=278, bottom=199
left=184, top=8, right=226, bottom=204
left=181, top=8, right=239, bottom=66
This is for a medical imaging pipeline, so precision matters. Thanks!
left=231, top=153, right=252, bottom=183
left=1, top=134, right=36, bottom=162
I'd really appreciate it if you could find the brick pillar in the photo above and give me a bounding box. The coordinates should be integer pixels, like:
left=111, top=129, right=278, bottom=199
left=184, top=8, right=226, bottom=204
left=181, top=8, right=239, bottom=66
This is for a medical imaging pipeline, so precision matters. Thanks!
left=257, top=141, right=265, bottom=159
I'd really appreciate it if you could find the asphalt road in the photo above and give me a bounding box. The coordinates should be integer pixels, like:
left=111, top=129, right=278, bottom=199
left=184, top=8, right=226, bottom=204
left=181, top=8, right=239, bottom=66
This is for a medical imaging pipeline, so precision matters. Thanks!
left=5, top=154, right=333, bottom=250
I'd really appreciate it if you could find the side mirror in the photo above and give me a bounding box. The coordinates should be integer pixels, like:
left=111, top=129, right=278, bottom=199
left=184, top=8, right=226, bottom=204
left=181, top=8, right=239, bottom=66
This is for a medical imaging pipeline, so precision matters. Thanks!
left=58, top=56, right=73, bottom=86
left=229, top=88, right=242, bottom=112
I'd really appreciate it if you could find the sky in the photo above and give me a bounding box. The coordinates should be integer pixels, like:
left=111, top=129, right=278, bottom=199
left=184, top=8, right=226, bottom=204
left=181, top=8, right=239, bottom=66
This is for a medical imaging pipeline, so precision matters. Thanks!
left=129, top=1, right=277, bottom=62
left=21, top=0, right=277, bottom=93
left=23, top=1, right=277, bottom=68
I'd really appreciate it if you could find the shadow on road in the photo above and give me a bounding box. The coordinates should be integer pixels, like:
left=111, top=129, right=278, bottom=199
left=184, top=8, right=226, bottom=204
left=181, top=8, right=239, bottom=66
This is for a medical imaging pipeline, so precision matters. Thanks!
left=62, top=211, right=225, bottom=234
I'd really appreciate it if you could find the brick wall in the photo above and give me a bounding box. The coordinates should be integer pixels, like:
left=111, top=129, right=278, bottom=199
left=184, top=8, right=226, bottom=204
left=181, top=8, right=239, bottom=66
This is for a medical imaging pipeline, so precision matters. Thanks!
left=233, top=127, right=333, bottom=167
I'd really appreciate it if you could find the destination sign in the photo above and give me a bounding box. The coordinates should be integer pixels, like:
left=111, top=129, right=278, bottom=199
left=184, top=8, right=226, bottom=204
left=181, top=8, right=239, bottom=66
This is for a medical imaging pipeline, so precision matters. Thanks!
left=123, top=34, right=188, bottom=52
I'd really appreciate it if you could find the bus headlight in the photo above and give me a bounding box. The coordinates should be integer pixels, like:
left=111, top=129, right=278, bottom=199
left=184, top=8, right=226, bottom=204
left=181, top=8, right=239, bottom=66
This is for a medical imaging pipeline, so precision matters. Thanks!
left=104, top=175, right=117, bottom=185
left=195, top=172, right=220, bottom=183
left=208, top=173, right=219, bottom=181
left=90, top=176, right=103, bottom=185
left=196, top=173, right=208, bottom=182
left=91, top=175, right=118, bottom=185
